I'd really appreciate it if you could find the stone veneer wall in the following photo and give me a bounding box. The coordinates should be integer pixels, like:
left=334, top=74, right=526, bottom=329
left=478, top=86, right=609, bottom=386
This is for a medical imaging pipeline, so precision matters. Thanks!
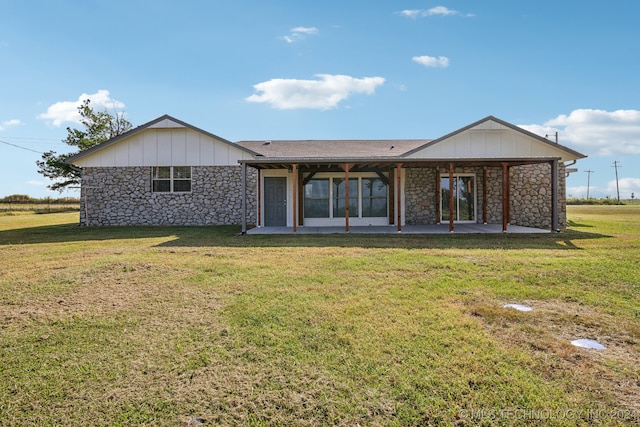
left=509, top=162, right=567, bottom=229
left=79, top=166, right=257, bottom=226
left=403, top=163, right=567, bottom=229
left=404, top=168, right=438, bottom=225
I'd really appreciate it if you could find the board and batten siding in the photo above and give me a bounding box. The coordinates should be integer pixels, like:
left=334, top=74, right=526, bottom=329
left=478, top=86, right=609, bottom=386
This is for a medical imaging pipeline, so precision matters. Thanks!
left=406, top=120, right=572, bottom=161
left=72, top=128, right=253, bottom=168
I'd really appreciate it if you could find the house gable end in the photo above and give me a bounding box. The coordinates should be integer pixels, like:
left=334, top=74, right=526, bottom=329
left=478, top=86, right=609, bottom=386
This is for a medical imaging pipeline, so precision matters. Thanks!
left=404, top=116, right=586, bottom=162
left=66, top=115, right=258, bottom=167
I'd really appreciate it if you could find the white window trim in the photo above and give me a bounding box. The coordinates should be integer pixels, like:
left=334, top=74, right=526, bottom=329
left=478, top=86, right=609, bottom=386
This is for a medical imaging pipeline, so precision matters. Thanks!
left=303, top=172, right=389, bottom=226
left=441, top=173, right=477, bottom=223
left=151, top=166, right=192, bottom=193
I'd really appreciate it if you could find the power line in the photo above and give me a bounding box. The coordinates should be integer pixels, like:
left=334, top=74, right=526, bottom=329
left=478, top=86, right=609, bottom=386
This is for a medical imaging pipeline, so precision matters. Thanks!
left=0, top=135, right=59, bottom=142
left=0, top=138, right=44, bottom=154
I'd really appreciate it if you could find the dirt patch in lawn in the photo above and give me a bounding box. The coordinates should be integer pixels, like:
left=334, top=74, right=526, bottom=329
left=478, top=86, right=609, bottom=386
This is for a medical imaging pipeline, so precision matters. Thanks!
left=464, top=298, right=640, bottom=412
left=1, top=261, right=213, bottom=326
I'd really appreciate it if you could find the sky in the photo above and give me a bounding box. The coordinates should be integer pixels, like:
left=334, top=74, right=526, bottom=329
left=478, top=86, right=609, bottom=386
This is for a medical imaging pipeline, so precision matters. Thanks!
left=1, top=0, right=639, bottom=200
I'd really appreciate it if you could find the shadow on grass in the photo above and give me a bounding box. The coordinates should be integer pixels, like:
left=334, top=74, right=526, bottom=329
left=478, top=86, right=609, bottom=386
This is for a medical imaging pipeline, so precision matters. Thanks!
left=0, top=222, right=611, bottom=250
left=567, top=219, right=595, bottom=228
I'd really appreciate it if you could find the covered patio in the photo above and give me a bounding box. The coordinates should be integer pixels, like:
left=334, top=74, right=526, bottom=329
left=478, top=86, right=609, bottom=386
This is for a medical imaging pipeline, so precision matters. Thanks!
left=239, top=158, right=561, bottom=235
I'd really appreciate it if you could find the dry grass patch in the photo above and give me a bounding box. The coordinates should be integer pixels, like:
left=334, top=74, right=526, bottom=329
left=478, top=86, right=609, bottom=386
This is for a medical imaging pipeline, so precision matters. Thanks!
left=466, top=298, right=640, bottom=412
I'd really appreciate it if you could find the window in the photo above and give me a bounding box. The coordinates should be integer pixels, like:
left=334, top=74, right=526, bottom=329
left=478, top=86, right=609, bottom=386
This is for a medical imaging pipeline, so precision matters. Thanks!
left=152, top=167, right=192, bottom=193
left=304, top=179, right=330, bottom=218
left=333, top=178, right=358, bottom=217
left=361, top=178, right=387, bottom=217
left=303, top=175, right=387, bottom=219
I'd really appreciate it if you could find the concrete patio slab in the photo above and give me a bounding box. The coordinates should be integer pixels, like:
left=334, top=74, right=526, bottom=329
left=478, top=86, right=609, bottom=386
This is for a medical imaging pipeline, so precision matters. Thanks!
left=246, top=224, right=552, bottom=235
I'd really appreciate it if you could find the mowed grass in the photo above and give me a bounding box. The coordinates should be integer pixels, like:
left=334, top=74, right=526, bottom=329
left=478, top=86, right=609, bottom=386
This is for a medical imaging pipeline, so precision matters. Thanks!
left=0, top=206, right=638, bottom=426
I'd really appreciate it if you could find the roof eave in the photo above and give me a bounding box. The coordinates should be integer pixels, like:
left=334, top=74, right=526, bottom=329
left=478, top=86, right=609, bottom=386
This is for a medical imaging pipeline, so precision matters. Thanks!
left=240, top=156, right=563, bottom=166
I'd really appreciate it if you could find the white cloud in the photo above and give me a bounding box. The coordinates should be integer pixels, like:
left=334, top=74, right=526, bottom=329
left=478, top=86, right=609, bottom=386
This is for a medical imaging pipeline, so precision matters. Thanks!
left=37, top=90, right=125, bottom=127
left=426, top=6, right=458, bottom=16
left=246, top=74, right=385, bottom=110
left=518, top=109, right=640, bottom=156
left=566, top=185, right=593, bottom=198
left=398, top=9, right=423, bottom=18
left=607, top=177, right=640, bottom=197
left=26, top=180, right=47, bottom=187
left=398, top=6, right=474, bottom=18
left=283, top=26, right=319, bottom=43
left=413, top=55, right=450, bottom=68
left=0, top=119, right=22, bottom=131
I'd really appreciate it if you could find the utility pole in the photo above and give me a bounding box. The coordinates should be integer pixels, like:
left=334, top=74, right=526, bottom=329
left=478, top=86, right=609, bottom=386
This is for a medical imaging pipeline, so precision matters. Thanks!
left=545, top=132, right=558, bottom=143
left=584, top=170, right=594, bottom=199
left=612, top=161, right=621, bottom=202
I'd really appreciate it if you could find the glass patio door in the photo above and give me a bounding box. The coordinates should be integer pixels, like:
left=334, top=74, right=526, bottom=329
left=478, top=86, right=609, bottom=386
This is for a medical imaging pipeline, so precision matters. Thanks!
left=441, top=175, right=476, bottom=222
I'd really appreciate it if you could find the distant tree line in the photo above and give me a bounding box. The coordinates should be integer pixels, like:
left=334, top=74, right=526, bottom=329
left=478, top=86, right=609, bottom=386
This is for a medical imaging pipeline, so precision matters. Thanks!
left=0, top=194, right=80, bottom=204
left=566, top=197, right=627, bottom=205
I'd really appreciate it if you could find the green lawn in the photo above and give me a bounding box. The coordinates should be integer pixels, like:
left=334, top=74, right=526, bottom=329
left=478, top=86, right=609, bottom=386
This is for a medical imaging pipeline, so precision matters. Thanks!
left=1, top=206, right=638, bottom=426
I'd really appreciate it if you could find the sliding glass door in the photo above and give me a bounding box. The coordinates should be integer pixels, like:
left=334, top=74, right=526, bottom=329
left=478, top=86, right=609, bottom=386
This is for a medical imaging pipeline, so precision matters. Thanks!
left=441, top=175, right=476, bottom=222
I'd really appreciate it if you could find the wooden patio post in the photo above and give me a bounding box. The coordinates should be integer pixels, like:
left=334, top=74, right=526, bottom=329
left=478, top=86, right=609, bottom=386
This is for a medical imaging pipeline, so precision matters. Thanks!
left=344, top=163, right=351, bottom=233
left=448, top=162, right=455, bottom=232
left=501, top=162, right=509, bottom=232
left=508, top=166, right=511, bottom=225
left=482, top=166, right=488, bottom=224
left=292, top=163, right=298, bottom=233
left=389, top=168, right=395, bottom=225
left=298, top=170, right=304, bottom=227
left=435, top=169, right=441, bottom=224
left=396, top=163, right=402, bottom=232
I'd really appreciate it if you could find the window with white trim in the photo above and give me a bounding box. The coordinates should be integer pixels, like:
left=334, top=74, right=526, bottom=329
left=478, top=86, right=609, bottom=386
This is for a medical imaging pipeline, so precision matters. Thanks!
left=152, top=166, right=192, bottom=193
left=303, top=176, right=387, bottom=219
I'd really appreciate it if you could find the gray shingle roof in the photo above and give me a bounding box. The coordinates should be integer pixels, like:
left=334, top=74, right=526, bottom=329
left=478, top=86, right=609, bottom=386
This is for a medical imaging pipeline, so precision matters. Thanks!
left=235, top=139, right=430, bottom=158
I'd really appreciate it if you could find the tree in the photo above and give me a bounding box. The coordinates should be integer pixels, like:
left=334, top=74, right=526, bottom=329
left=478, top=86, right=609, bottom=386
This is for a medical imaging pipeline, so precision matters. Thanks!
left=36, top=99, right=132, bottom=191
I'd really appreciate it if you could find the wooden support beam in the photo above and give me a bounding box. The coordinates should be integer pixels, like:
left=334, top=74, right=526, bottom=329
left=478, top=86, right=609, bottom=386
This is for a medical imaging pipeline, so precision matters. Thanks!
left=374, top=170, right=389, bottom=186
left=292, top=164, right=298, bottom=233
left=298, top=170, right=304, bottom=226
left=449, top=162, right=455, bottom=232
left=389, top=168, right=395, bottom=225
left=344, top=163, right=351, bottom=233
left=396, top=163, right=402, bottom=232
left=302, top=172, right=316, bottom=186
left=482, top=166, right=488, bottom=224
left=506, top=165, right=511, bottom=225
left=435, top=169, right=441, bottom=224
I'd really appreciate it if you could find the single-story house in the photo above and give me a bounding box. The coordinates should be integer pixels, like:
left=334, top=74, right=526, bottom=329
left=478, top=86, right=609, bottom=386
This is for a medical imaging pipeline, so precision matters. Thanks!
left=65, top=115, right=586, bottom=232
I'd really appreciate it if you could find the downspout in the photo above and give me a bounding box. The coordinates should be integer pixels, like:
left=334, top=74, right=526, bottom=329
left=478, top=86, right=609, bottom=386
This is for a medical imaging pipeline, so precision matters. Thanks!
left=552, top=160, right=559, bottom=232
left=241, top=162, right=247, bottom=235
left=564, top=160, right=577, bottom=177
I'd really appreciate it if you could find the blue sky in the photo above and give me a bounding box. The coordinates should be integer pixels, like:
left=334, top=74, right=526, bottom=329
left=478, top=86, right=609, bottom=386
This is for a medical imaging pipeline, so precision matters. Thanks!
left=1, top=0, right=639, bottom=200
